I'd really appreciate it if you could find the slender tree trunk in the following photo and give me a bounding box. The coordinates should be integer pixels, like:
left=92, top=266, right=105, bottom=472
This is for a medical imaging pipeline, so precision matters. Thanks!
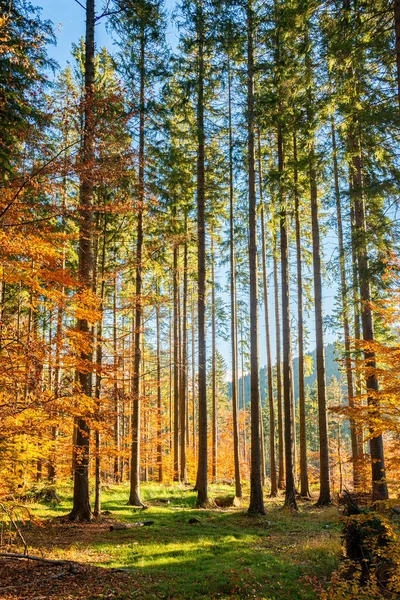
left=309, top=142, right=331, bottom=506
left=395, top=0, right=400, bottom=107
left=113, top=255, right=120, bottom=483
left=195, top=0, right=208, bottom=507
left=169, top=303, right=173, bottom=452
left=211, top=232, right=217, bottom=483
left=156, top=293, right=163, bottom=484
left=173, top=245, right=180, bottom=481
left=331, top=116, right=361, bottom=490
left=305, top=47, right=331, bottom=506
left=278, top=125, right=297, bottom=510
left=349, top=134, right=388, bottom=502
left=191, top=288, right=197, bottom=460
left=293, top=133, right=310, bottom=499
left=258, top=132, right=276, bottom=495
left=260, top=206, right=277, bottom=498
left=69, top=0, right=95, bottom=522
left=247, top=1, right=265, bottom=515
left=273, top=238, right=284, bottom=490
left=180, top=223, right=188, bottom=483
left=128, top=31, right=145, bottom=507
left=94, top=216, right=107, bottom=517
left=228, top=56, right=242, bottom=500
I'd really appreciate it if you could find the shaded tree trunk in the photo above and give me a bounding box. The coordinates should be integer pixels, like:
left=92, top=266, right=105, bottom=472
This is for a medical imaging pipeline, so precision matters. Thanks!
left=277, top=125, right=297, bottom=510
left=247, top=1, right=265, bottom=516
left=128, top=30, right=145, bottom=508
left=293, top=132, right=310, bottom=499
left=211, top=232, right=217, bottom=483
left=156, top=291, right=163, bottom=484
left=331, top=116, right=361, bottom=490
left=273, top=237, right=284, bottom=490
left=180, top=222, right=188, bottom=483
left=69, top=0, right=95, bottom=522
left=258, top=132, right=277, bottom=497
left=195, top=0, right=209, bottom=507
left=173, top=245, right=180, bottom=481
left=228, top=56, right=242, bottom=501
left=349, top=133, right=388, bottom=502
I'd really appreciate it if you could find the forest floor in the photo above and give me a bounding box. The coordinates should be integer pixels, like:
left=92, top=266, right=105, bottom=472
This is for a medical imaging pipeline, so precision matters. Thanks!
left=0, top=483, right=342, bottom=600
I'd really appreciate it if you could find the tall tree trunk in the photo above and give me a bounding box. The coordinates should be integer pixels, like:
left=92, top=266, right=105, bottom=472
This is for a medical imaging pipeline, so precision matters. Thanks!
left=128, top=30, right=145, bottom=507
left=278, top=125, right=297, bottom=510
left=395, top=0, right=400, bottom=107
left=258, top=132, right=276, bottom=495
left=331, top=116, right=361, bottom=490
left=211, top=232, right=217, bottom=483
left=305, top=44, right=331, bottom=507
left=228, top=55, right=242, bottom=501
left=180, top=222, right=188, bottom=483
left=191, top=287, right=196, bottom=460
left=94, top=216, right=107, bottom=517
left=113, top=254, right=120, bottom=483
left=293, top=132, right=310, bottom=499
left=247, top=1, right=265, bottom=516
left=195, top=0, right=208, bottom=507
left=349, top=133, right=388, bottom=502
left=273, top=237, right=284, bottom=490
left=69, top=0, right=95, bottom=522
left=260, top=203, right=277, bottom=498
left=156, top=291, right=163, bottom=484
left=173, top=245, right=180, bottom=481
left=169, top=303, right=173, bottom=452
left=309, top=141, right=331, bottom=506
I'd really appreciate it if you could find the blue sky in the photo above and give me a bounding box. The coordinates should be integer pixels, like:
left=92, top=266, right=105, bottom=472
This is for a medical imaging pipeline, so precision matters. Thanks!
left=36, top=0, right=177, bottom=68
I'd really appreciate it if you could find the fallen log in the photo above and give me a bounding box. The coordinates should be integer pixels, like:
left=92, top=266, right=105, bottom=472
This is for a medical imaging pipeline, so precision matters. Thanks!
left=0, top=552, right=69, bottom=565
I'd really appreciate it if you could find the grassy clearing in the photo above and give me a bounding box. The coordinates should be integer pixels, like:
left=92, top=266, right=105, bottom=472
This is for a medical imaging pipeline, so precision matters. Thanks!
left=25, top=483, right=341, bottom=599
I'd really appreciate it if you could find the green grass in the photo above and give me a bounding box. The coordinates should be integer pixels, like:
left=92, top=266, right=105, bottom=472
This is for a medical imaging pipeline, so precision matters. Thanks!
left=28, top=483, right=341, bottom=599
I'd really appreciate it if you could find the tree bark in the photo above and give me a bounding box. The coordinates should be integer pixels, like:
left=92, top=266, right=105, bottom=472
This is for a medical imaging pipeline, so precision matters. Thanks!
left=228, top=56, right=242, bottom=501
left=173, top=245, right=180, bottom=481
left=395, top=0, right=400, bottom=107
left=180, top=221, right=188, bottom=483
left=293, top=133, right=310, bottom=499
left=128, top=30, right=145, bottom=508
left=211, top=232, right=217, bottom=483
left=156, top=290, right=163, bottom=484
left=349, top=133, right=388, bottom=502
left=247, top=1, right=265, bottom=516
left=258, top=134, right=277, bottom=497
left=278, top=125, right=297, bottom=510
left=94, top=215, right=107, bottom=517
left=195, top=0, right=209, bottom=508
left=69, top=0, right=95, bottom=522
left=273, top=237, right=284, bottom=490
left=331, top=116, right=361, bottom=490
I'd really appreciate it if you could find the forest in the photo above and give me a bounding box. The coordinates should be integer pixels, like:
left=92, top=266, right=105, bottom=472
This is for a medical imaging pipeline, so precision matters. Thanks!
left=0, top=0, right=400, bottom=598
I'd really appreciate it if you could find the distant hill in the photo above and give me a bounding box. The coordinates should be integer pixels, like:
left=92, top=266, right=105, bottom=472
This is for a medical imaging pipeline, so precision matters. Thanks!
left=228, top=343, right=341, bottom=407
